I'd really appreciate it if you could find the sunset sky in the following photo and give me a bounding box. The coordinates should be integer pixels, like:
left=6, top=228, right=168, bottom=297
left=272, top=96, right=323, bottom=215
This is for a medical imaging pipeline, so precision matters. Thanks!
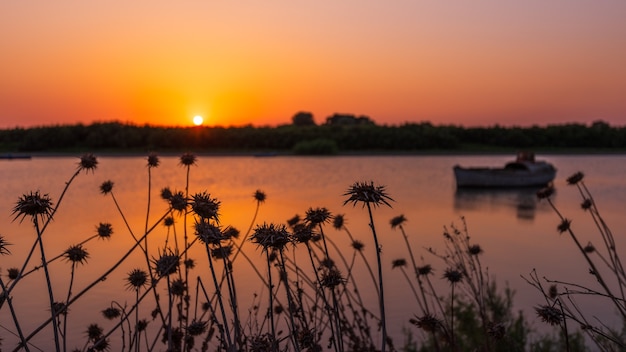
left=2, top=1, right=625, bottom=128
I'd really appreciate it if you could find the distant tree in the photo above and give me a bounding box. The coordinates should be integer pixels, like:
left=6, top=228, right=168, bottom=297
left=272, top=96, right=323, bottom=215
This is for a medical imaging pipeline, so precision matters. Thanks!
left=292, top=111, right=316, bottom=126
left=324, top=113, right=375, bottom=125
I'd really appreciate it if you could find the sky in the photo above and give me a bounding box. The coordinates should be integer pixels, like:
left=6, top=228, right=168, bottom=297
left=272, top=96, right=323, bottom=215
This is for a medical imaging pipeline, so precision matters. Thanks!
left=2, top=1, right=626, bottom=128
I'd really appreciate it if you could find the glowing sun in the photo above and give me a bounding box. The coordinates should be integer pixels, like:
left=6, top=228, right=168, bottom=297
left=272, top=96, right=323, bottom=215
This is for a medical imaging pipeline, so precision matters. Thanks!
left=192, top=115, right=204, bottom=126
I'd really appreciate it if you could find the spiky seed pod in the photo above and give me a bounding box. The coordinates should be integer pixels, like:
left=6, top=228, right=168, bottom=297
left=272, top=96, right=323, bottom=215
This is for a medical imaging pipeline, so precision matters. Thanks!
left=99, top=181, right=113, bottom=195
left=343, top=181, right=393, bottom=208
left=320, top=268, right=344, bottom=289
left=146, top=153, right=159, bottom=168
left=169, top=278, right=186, bottom=296
left=332, top=214, right=345, bottom=229
left=410, top=314, right=441, bottom=332
left=201, top=302, right=211, bottom=312
left=12, top=191, right=54, bottom=223
left=0, top=235, right=11, bottom=255
left=222, top=226, right=240, bottom=239
left=91, top=337, right=110, bottom=351
left=319, top=258, right=335, bottom=269
left=292, top=223, right=314, bottom=244
left=250, top=223, right=291, bottom=251
left=390, top=215, right=407, bottom=229
left=191, top=191, right=220, bottom=221
left=161, top=327, right=183, bottom=346
left=160, top=187, right=173, bottom=200
left=581, top=198, right=593, bottom=210
left=153, top=252, right=179, bottom=277
left=536, top=186, right=555, bottom=199
left=487, top=321, right=506, bottom=340
left=297, top=328, right=318, bottom=349
left=468, top=244, right=483, bottom=255
left=417, top=264, right=433, bottom=276
left=184, top=258, right=196, bottom=269
left=169, top=191, right=187, bottom=212
left=286, top=214, right=301, bottom=228
left=161, top=217, right=174, bottom=229
left=86, top=323, right=104, bottom=341
left=64, top=244, right=89, bottom=265
left=179, top=152, right=197, bottom=166
left=195, top=219, right=224, bottom=245
left=443, top=268, right=463, bottom=284
left=211, top=245, right=233, bottom=260
left=567, top=172, right=584, bottom=185
left=78, top=153, right=98, bottom=173
left=52, top=301, right=67, bottom=316
left=253, top=190, right=266, bottom=203
left=305, top=207, right=332, bottom=226
left=557, top=219, right=571, bottom=233
left=535, top=305, right=563, bottom=326
left=187, top=320, right=208, bottom=336
left=136, top=319, right=148, bottom=332
left=274, top=305, right=284, bottom=315
left=584, top=242, right=595, bottom=253
left=392, top=258, right=407, bottom=268
left=102, top=307, right=121, bottom=320
left=95, top=223, right=113, bottom=239
left=351, top=240, right=365, bottom=251
left=125, top=268, right=148, bottom=290
left=7, top=267, right=19, bottom=280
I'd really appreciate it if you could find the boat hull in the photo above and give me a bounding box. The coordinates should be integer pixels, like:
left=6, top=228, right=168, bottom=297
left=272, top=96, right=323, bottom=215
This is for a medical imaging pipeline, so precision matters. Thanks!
left=454, top=165, right=556, bottom=188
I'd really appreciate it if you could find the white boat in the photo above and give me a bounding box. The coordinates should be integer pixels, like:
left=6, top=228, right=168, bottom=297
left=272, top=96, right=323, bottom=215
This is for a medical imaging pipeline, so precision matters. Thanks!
left=453, top=152, right=556, bottom=188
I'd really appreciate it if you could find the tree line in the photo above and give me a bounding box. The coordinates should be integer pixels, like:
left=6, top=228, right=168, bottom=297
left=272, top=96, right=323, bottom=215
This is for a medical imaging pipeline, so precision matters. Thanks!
left=0, top=119, right=624, bottom=154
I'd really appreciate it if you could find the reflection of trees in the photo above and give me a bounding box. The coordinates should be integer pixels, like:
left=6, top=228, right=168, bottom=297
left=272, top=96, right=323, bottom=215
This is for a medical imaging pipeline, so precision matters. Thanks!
left=1, top=120, right=625, bottom=153
left=453, top=187, right=552, bottom=220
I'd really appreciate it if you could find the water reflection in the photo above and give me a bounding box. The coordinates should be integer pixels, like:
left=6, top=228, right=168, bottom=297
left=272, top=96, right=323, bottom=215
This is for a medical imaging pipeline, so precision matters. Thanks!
left=454, top=187, right=551, bottom=220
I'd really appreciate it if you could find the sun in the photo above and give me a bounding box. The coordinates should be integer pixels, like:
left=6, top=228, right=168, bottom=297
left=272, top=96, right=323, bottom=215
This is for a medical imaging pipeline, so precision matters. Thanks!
left=192, top=115, right=204, bottom=126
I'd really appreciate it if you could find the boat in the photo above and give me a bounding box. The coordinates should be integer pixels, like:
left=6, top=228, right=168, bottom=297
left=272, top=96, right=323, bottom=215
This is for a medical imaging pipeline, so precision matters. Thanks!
left=0, top=153, right=32, bottom=160
left=453, top=152, right=556, bottom=188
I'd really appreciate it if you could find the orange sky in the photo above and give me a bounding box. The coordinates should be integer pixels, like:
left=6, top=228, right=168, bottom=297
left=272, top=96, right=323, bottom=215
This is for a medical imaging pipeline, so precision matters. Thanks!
left=1, top=1, right=626, bottom=128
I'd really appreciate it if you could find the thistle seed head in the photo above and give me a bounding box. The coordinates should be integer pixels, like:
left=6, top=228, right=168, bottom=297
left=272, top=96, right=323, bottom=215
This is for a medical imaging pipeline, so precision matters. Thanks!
left=343, top=181, right=393, bottom=208
left=410, top=314, right=441, bottom=332
left=583, top=242, right=595, bottom=253
left=536, top=186, right=555, bottom=199
left=99, top=181, right=113, bottom=195
left=187, top=320, right=208, bottom=336
left=195, top=219, right=224, bottom=245
left=160, top=187, right=173, bottom=200
left=549, top=285, right=558, bottom=299
left=13, top=191, right=54, bottom=223
left=443, top=268, right=463, bottom=284
left=64, top=244, right=89, bottom=265
left=0, top=235, right=11, bottom=255
left=78, top=153, right=98, bottom=173
left=7, top=267, right=19, bottom=280
left=184, top=258, right=196, bottom=269
left=468, top=244, right=483, bottom=255
left=566, top=172, right=584, bottom=185
left=96, top=222, right=113, bottom=239
left=351, top=240, right=365, bottom=251
left=417, top=264, right=433, bottom=276
left=286, top=214, right=301, bottom=228
left=392, top=258, right=407, bottom=268
left=102, top=307, right=121, bottom=320
left=163, top=216, right=174, bottom=227
left=253, top=190, right=266, bottom=203
left=304, top=207, right=332, bottom=227
left=581, top=198, right=592, bottom=210
left=292, top=223, right=314, bottom=244
left=250, top=223, right=291, bottom=251
left=169, top=278, right=186, bottom=296
left=211, top=245, right=233, bottom=260
left=153, top=251, right=179, bottom=277
left=390, top=214, right=407, bottom=229
left=179, top=152, right=197, bottom=167
left=125, top=268, right=148, bottom=290
left=146, top=153, right=160, bottom=168
left=86, top=323, right=104, bottom=341
left=169, top=191, right=187, bottom=212
left=136, top=319, right=148, bottom=332
left=222, top=226, right=240, bottom=239
left=332, top=214, right=345, bottom=229
left=320, top=268, right=344, bottom=289
left=557, top=219, right=571, bottom=233
left=191, top=191, right=221, bottom=221
left=535, top=305, right=562, bottom=326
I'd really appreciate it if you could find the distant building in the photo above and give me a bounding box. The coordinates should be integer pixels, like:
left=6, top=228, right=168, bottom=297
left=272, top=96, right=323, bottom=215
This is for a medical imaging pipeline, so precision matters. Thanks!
left=324, top=113, right=375, bottom=125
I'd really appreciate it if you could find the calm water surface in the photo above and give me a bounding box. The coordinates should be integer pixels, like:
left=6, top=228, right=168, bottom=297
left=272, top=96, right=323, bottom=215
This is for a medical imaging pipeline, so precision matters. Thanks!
left=1, top=154, right=625, bottom=350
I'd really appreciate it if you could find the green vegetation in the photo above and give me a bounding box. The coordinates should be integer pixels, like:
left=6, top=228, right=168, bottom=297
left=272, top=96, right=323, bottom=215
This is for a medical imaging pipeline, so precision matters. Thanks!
left=1, top=120, right=624, bottom=154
